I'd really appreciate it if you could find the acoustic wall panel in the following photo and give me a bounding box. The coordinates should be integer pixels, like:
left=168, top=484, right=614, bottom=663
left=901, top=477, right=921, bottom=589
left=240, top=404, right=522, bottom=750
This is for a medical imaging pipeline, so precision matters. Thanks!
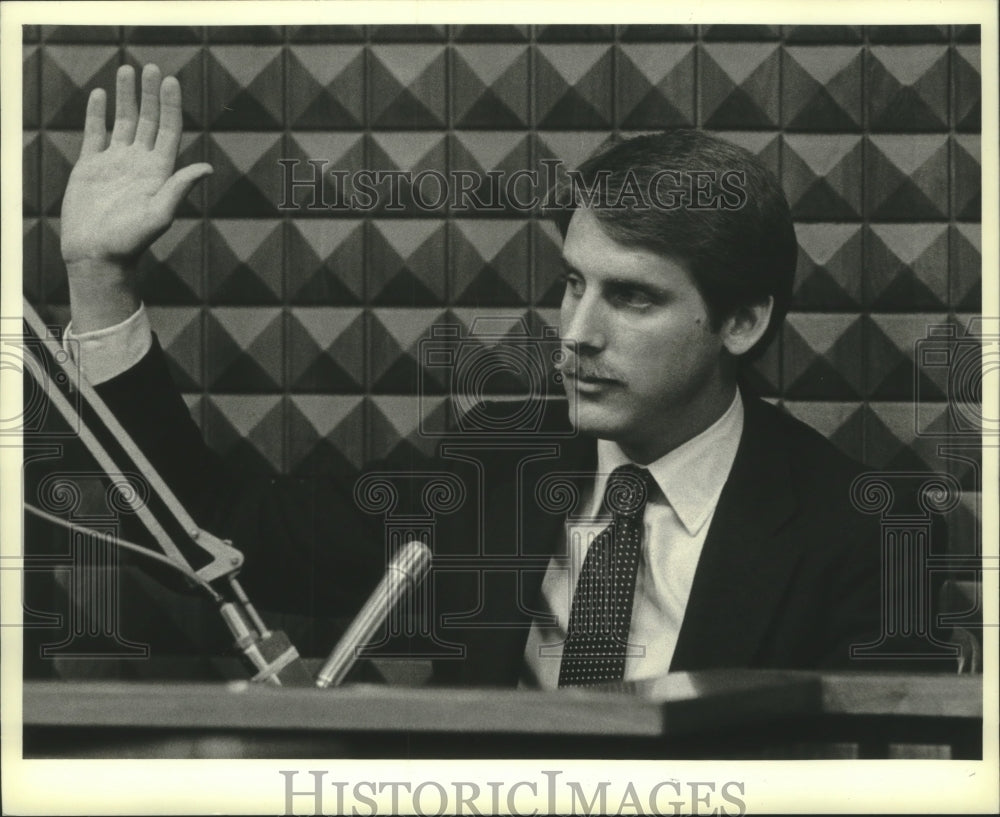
left=23, top=24, right=979, bottom=507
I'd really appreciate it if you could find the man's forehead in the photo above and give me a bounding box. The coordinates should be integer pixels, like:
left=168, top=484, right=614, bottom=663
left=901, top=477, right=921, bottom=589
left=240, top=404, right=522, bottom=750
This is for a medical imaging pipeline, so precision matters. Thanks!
left=561, top=208, right=691, bottom=282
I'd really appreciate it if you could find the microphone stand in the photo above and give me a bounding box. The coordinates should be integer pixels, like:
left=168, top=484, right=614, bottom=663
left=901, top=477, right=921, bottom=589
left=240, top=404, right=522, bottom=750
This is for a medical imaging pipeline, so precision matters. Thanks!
left=21, top=297, right=312, bottom=686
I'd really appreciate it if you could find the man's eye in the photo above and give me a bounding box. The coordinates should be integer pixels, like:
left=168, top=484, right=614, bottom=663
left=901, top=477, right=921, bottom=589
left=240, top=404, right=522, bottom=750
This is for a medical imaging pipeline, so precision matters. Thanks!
left=614, top=289, right=654, bottom=309
left=561, top=272, right=584, bottom=296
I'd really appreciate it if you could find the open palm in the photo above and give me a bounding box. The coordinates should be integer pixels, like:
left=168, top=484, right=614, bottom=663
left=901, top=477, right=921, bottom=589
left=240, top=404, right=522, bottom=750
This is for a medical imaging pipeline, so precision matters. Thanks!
left=61, top=64, right=212, bottom=266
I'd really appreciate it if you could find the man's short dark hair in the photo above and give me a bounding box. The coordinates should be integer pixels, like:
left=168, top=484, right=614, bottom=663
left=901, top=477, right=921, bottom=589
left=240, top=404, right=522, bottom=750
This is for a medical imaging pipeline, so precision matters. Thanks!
left=550, top=129, right=798, bottom=358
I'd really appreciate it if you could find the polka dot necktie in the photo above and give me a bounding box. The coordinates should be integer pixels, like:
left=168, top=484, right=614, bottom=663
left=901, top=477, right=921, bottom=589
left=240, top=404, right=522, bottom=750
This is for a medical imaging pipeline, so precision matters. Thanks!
left=558, top=464, right=655, bottom=688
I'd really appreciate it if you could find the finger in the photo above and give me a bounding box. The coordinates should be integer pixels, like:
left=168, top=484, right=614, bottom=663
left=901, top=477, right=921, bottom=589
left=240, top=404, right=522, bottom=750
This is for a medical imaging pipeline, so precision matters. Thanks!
left=133, top=64, right=162, bottom=149
left=153, top=163, right=214, bottom=218
left=110, top=64, right=138, bottom=144
left=80, top=88, right=108, bottom=156
left=154, top=75, right=183, bottom=160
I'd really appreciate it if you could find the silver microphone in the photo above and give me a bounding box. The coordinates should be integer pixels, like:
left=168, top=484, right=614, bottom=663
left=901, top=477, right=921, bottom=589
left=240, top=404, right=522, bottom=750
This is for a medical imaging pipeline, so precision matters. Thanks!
left=316, top=539, right=432, bottom=688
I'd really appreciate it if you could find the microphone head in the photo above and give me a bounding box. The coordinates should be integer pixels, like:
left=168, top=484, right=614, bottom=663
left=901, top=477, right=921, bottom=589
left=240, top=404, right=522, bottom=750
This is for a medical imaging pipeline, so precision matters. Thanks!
left=392, top=539, right=432, bottom=585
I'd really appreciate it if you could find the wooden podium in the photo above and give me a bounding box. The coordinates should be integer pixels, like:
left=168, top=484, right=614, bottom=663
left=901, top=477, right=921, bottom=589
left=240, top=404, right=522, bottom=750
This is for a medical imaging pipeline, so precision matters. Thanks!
left=22, top=670, right=982, bottom=760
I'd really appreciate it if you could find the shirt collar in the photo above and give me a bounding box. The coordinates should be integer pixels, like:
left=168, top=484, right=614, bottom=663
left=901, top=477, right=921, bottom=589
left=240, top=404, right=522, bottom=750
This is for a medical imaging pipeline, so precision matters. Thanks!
left=594, top=390, right=744, bottom=536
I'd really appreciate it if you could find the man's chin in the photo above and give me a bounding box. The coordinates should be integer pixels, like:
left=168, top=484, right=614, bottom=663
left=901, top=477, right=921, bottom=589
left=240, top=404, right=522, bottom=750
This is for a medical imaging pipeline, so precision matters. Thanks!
left=568, top=403, right=630, bottom=440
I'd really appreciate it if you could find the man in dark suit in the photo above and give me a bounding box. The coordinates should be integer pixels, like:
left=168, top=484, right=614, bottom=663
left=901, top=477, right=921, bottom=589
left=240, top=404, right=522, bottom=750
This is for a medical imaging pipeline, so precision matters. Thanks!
left=58, top=64, right=949, bottom=687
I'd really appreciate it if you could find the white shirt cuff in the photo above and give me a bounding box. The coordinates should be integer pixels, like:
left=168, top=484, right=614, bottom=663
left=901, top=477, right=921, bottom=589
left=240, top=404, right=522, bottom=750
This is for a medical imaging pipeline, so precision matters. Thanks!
left=65, top=304, right=153, bottom=385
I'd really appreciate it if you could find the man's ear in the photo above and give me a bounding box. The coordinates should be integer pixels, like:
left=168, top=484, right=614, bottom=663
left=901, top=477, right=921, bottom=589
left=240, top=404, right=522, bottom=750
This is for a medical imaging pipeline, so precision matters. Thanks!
left=720, top=297, right=774, bottom=357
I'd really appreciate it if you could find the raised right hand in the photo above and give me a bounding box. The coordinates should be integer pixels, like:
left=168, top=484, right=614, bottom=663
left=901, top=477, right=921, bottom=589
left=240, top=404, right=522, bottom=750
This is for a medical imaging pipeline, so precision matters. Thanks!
left=61, top=64, right=212, bottom=332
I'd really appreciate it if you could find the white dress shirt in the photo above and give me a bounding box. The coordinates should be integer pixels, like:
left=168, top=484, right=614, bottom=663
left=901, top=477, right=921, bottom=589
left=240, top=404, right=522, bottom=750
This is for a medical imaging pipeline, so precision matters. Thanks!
left=519, top=390, right=744, bottom=688
left=64, top=303, right=153, bottom=385
left=67, top=306, right=745, bottom=690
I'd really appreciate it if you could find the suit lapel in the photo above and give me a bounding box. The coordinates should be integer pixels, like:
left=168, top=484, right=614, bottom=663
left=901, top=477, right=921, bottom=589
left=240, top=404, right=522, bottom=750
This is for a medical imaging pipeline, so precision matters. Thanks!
left=455, top=431, right=596, bottom=686
left=670, top=395, right=800, bottom=671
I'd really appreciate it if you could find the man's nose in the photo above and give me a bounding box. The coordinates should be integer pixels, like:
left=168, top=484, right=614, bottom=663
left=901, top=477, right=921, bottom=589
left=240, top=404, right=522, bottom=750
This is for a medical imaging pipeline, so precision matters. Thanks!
left=560, top=290, right=606, bottom=352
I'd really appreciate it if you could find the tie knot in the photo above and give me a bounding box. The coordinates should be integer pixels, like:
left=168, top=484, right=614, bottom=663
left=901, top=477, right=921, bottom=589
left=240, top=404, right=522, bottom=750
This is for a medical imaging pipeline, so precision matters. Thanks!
left=602, top=464, right=655, bottom=518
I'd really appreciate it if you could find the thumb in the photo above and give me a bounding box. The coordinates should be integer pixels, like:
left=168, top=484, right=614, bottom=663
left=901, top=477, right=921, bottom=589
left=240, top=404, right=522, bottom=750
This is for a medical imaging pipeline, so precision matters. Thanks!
left=155, top=163, right=213, bottom=216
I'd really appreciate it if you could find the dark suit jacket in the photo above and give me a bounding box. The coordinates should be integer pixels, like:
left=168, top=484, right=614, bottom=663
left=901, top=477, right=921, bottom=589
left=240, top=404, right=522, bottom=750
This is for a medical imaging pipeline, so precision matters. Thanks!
left=95, top=336, right=950, bottom=685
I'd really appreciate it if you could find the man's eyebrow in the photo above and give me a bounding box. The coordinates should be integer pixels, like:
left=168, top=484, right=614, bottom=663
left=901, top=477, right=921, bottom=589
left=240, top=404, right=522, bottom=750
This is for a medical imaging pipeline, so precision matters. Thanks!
left=559, top=257, right=670, bottom=293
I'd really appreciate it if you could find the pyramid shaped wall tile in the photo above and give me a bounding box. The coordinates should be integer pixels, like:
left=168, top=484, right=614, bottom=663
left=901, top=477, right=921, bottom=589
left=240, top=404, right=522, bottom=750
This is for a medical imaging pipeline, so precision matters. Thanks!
left=449, top=220, right=530, bottom=306
left=950, top=224, right=981, bottom=312
left=701, top=25, right=780, bottom=40
left=23, top=219, right=41, bottom=302
left=181, top=394, right=203, bottom=430
left=867, top=46, right=949, bottom=132
left=204, top=395, right=283, bottom=474
left=782, top=46, right=862, bottom=131
left=867, top=26, right=949, bottom=43
left=792, top=224, right=862, bottom=310
left=943, top=489, right=981, bottom=554
left=207, top=132, right=284, bottom=216
left=42, top=25, right=120, bottom=43
left=952, top=135, right=981, bottom=220
left=287, top=45, right=365, bottom=129
left=38, top=218, right=67, bottom=304
left=288, top=395, right=366, bottom=474
left=288, top=307, right=366, bottom=392
left=865, top=135, right=949, bottom=220
left=287, top=25, right=367, bottom=43
left=24, top=45, right=40, bottom=128
left=782, top=26, right=863, bottom=43
left=369, top=25, right=446, bottom=42
left=368, top=308, right=450, bottom=395
left=865, top=402, right=952, bottom=473
left=173, top=133, right=209, bottom=218
left=533, top=45, right=613, bottom=129
left=40, top=131, right=81, bottom=217
left=367, top=395, right=448, bottom=462
left=206, top=219, right=283, bottom=304
left=369, top=46, right=447, bottom=129
left=452, top=45, right=529, bottom=129
left=865, top=313, right=950, bottom=401
left=137, top=219, right=204, bottom=304
left=614, top=43, right=695, bottom=129
left=23, top=132, right=40, bottom=216
left=366, top=132, right=449, bottom=215
left=123, top=26, right=203, bottom=44
left=452, top=25, right=530, bottom=42
left=711, top=131, right=780, bottom=176
left=618, top=25, right=696, bottom=41
left=367, top=221, right=446, bottom=305
left=125, top=46, right=204, bottom=128
left=40, top=46, right=119, bottom=128
left=283, top=132, right=365, bottom=213
left=954, top=46, right=981, bottom=132
left=783, top=313, right=864, bottom=399
left=783, top=135, right=863, bottom=220
left=205, top=307, right=283, bottom=392
left=864, top=224, right=948, bottom=310
left=206, top=26, right=283, bottom=43
left=533, top=130, right=613, bottom=174
left=531, top=220, right=568, bottom=307
left=448, top=132, right=532, bottom=214
left=286, top=219, right=365, bottom=304
left=536, top=25, right=616, bottom=42
left=145, top=306, right=203, bottom=390
left=699, top=44, right=780, bottom=128
left=207, top=46, right=284, bottom=130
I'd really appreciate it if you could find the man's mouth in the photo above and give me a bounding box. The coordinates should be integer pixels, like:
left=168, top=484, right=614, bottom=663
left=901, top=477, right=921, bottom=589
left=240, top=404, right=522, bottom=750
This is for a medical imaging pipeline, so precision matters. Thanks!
left=561, top=369, right=621, bottom=391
